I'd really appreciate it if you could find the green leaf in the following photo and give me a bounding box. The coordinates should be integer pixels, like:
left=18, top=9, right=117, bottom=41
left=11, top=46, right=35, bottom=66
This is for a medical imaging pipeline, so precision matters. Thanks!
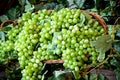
left=67, top=0, right=77, bottom=8
left=35, top=2, right=57, bottom=10
left=47, top=43, right=56, bottom=53
left=25, top=0, right=34, bottom=12
left=1, top=24, right=13, bottom=31
left=0, top=31, right=5, bottom=41
left=100, top=6, right=112, bottom=16
left=110, top=1, right=116, bottom=7
left=75, top=0, right=86, bottom=8
left=72, top=71, right=80, bottom=80
left=93, top=0, right=96, bottom=4
left=102, top=16, right=109, bottom=22
left=18, top=0, right=24, bottom=5
left=97, top=52, right=105, bottom=62
left=114, top=68, right=120, bottom=80
left=47, top=32, right=61, bottom=54
left=6, top=8, right=17, bottom=20
left=91, top=35, right=112, bottom=62
left=113, top=40, right=120, bottom=53
left=29, top=0, right=37, bottom=4
left=79, top=13, right=85, bottom=26
left=82, top=12, right=92, bottom=21
left=89, top=73, right=98, bottom=80
left=54, top=4, right=65, bottom=10
left=67, top=0, right=74, bottom=5
left=41, top=70, right=48, bottom=80
left=0, top=15, right=8, bottom=22
left=88, top=8, right=98, bottom=13
left=90, top=73, right=107, bottom=80
left=110, top=57, right=120, bottom=67
left=116, top=28, right=120, bottom=38
left=50, top=70, right=75, bottom=80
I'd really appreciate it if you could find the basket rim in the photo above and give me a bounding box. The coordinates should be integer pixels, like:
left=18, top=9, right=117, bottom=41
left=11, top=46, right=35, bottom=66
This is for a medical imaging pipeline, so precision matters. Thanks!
left=0, top=20, right=17, bottom=30
left=82, top=10, right=108, bottom=34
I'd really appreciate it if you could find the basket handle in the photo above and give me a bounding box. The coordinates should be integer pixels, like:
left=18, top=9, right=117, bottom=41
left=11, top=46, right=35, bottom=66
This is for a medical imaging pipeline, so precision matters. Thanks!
left=0, top=20, right=17, bottom=30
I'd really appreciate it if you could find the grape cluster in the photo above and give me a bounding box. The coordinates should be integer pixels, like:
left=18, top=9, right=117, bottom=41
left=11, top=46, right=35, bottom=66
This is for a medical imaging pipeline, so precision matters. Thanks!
left=0, top=24, right=20, bottom=63
left=0, top=8, right=104, bottom=80
left=0, top=40, right=5, bottom=61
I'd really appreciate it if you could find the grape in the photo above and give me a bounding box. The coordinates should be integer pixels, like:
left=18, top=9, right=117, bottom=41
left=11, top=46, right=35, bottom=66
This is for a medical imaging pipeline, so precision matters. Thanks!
left=0, top=8, right=105, bottom=80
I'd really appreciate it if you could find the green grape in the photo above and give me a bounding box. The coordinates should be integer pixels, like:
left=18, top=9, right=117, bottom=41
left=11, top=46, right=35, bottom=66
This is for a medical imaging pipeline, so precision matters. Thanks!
left=0, top=8, right=106, bottom=80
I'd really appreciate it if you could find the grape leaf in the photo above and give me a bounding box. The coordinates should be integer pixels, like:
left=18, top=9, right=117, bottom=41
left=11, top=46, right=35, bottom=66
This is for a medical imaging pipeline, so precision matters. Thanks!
left=48, top=70, right=75, bottom=80
left=90, top=73, right=107, bottom=80
left=25, top=0, right=34, bottom=12
left=41, top=70, right=48, bottom=80
left=100, top=6, right=112, bottom=16
left=116, top=28, right=120, bottom=38
left=75, top=0, right=86, bottom=8
left=54, top=4, right=65, bottom=10
left=97, top=52, right=105, bottom=62
left=79, top=13, right=85, bottom=26
left=0, top=31, right=5, bottom=41
left=34, top=2, right=57, bottom=10
left=82, top=12, right=92, bottom=21
left=110, top=57, right=120, bottom=67
left=1, top=24, right=13, bottom=32
left=67, top=0, right=77, bottom=8
left=52, top=32, right=62, bottom=43
left=47, top=32, right=62, bottom=54
left=0, top=15, right=8, bottom=22
left=47, top=43, right=56, bottom=53
left=90, top=35, right=112, bottom=62
left=114, top=68, right=120, bottom=80
left=6, top=8, right=17, bottom=20
left=113, top=40, right=120, bottom=53
left=72, top=71, right=80, bottom=80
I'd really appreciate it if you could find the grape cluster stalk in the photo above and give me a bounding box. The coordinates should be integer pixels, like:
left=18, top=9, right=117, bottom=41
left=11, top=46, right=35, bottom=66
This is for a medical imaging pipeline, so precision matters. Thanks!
left=0, top=8, right=104, bottom=80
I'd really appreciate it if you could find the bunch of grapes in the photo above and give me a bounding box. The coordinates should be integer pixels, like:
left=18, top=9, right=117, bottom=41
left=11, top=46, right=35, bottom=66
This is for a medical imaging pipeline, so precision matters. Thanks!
left=0, top=8, right=105, bottom=80
left=0, top=24, right=21, bottom=63
left=0, top=40, right=5, bottom=62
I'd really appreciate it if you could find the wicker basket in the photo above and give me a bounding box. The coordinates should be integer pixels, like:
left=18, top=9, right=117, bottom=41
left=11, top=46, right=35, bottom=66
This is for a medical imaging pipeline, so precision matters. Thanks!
left=0, top=10, right=108, bottom=63
left=0, top=10, right=110, bottom=79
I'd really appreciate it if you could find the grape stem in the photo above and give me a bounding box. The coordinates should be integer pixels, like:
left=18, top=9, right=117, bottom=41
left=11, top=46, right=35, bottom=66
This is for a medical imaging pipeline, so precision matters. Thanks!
left=84, top=48, right=114, bottom=75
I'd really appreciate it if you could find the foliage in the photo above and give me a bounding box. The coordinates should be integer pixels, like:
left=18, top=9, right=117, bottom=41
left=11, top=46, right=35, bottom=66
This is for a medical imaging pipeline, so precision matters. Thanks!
left=0, top=0, right=120, bottom=23
left=0, top=0, right=120, bottom=80
left=91, top=35, right=112, bottom=62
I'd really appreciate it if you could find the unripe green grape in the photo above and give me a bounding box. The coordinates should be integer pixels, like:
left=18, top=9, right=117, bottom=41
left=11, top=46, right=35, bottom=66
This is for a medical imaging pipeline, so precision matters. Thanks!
left=88, top=19, right=93, bottom=24
left=93, top=21, right=99, bottom=27
left=73, top=18, right=78, bottom=24
left=100, top=28, right=104, bottom=34
left=74, top=66, right=79, bottom=71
